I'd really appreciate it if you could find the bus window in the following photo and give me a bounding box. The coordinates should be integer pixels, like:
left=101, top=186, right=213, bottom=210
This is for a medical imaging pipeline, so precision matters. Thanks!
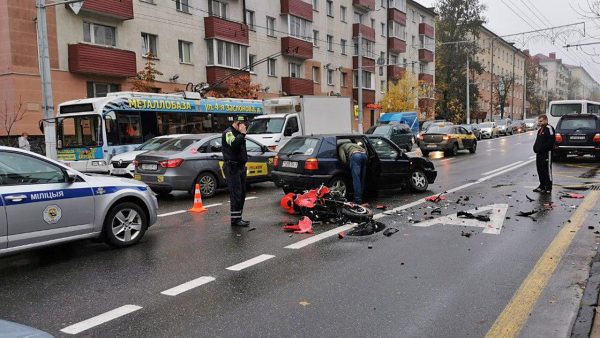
left=157, top=112, right=186, bottom=135
left=588, top=103, right=600, bottom=115
left=140, top=111, right=158, bottom=141
left=212, top=115, right=233, bottom=132
left=117, top=112, right=143, bottom=144
left=186, top=113, right=212, bottom=133
left=550, top=103, right=582, bottom=117
left=105, top=118, right=119, bottom=146
left=58, top=115, right=102, bottom=148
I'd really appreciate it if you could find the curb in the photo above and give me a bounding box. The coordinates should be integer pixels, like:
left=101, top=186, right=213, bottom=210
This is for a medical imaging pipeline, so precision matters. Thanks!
left=571, top=251, right=600, bottom=337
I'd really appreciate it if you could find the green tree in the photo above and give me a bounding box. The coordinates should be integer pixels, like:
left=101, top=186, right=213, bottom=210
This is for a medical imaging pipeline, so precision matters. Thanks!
left=435, top=0, right=486, bottom=122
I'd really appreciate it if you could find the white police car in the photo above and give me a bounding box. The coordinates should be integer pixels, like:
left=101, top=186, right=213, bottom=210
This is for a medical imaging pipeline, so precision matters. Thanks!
left=0, top=146, right=158, bottom=256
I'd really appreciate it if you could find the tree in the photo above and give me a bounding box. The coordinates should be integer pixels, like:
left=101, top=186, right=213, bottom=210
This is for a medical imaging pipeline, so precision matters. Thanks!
left=435, top=0, right=486, bottom=121
left=524, top=56, right=546, bottom=116
left=493, top=74, right=514, bottom=119
left=205, top=74, right=261, bottom=99
left=0, top=96, right=26, bottom=146
left=130, top=53, right=163, bottom=92
left=379, top=72, right=425, bottom=113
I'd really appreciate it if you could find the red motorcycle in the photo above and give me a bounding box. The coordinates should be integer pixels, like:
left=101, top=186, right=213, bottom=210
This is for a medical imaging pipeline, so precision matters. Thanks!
left=280, top=184, right=373, bottom=223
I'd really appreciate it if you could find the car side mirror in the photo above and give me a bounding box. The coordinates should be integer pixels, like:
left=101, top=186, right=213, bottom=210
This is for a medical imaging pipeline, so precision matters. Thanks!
left=66, top=171, right=77, bottom=183
left=284, top=128, right=293, bottom=137
left=261, top=145, right=269, bottom=153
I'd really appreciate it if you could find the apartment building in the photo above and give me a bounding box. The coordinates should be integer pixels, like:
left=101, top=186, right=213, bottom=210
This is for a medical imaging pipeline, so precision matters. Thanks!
left=0, top=0, right=435, bottom=136
left=564, top=64, right=599, bottom=100
left=474, top=26, right=526, bottom=120
left=534, top=53, right=570, bottom=101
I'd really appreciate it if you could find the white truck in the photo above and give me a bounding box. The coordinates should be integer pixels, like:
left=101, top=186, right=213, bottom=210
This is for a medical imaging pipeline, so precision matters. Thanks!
left=247, top=96, right=353, bottom=150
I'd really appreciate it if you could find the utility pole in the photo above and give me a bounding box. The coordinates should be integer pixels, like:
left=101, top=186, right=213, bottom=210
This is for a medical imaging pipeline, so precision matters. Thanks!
left=523, top=58, right=527, bottom=119
left=466, top=56, right=470, bottom=124
left=511, top=51, right=515, bottom=120
left=489, top=40, right=494, bottom=121
left=357, top=32, right=364, bottom=134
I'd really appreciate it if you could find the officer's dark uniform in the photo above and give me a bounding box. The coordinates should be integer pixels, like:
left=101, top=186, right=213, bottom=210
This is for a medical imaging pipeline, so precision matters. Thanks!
left=222, top=116, right=249, bottom=226
left=533, top=123, right=555, bottom=193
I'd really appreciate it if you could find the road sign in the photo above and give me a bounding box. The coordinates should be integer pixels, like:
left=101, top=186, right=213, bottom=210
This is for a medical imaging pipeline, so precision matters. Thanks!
left=412, top=204, right=509, bottom=235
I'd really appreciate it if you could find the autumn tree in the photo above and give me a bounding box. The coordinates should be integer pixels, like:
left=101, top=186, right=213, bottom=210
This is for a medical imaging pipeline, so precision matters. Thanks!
left=493, top=74, right=514, bottom=119
left=435, top=0, right=486, bottom=121
left=131, top=53, right=163, bottom=92
left=205, top=74, right=261, bottom=99
left=0, top=96, right=26, bottom=147
left=379, top=72, right=425, bottom=113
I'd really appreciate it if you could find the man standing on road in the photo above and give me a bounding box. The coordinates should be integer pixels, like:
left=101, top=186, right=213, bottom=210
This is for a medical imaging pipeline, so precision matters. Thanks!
left=533, top=114, right=555, bottom=193
left=18, top=132, right=30, bottom=151
left=338, top=142, right=368, bottom=204
left=222, top=115, right=250, bottom=227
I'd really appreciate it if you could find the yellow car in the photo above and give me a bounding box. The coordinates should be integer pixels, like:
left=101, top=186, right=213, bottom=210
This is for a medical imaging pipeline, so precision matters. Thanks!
left=418, top=124, right=478, bottom=156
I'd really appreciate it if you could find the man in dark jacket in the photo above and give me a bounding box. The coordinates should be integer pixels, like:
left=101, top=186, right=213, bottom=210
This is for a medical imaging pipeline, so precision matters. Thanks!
left=338, top=142, right=367, bottom=204
left=533, top=114, right=555, bottom=193
left=222, top=115, right=250, bottom=227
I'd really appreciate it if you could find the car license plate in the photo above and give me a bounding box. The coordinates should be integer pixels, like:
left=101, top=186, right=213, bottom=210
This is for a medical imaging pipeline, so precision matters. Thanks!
left=427, top=144, right=436, bottom=148
left=282, top=161, right=298, bottom=168
left=112, top=168, right=127, bottom=175
left=141, top=164, right=157, bottom=170
left=570, top=136, right=585, bottom=140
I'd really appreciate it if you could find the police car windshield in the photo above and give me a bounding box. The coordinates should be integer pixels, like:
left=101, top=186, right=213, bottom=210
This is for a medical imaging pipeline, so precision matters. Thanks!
left=57, top=115, right=102, bottom=149
left=247, top=118, right=285, bottom=134
left=155, top=138, right=199, bottom=151
left=136, top=137, right=172, bottom=151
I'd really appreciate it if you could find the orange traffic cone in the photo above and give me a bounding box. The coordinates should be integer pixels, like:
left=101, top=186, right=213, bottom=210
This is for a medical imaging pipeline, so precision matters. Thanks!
left=189, top=183, right=208, bottom=213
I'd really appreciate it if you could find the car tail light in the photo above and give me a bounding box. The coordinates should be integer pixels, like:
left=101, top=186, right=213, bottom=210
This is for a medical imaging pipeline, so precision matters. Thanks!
left=304, top=158, right=319, bottom=170
left=133, top=160, right=139, bottom=168
left=593, top=133, right=600, bottom=143
left=555, top=133, right=563, bottom=143
left=273, top=155, right=279, bottom=167
left=159, top=158, right=184, bottom=168
left=442, top=135, right=450, bottom=141
left=418, top=134, right=423, bottom=141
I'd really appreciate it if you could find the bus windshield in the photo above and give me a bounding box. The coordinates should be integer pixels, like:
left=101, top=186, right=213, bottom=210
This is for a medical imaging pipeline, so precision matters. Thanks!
left=550, top=103, right=582, bottom=117
left=57, top=115, right=103, bottom=149
left=247, top=118, right=285, bottom=134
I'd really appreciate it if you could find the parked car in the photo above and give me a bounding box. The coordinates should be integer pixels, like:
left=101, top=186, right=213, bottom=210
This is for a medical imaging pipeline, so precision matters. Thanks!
left=421, top=120, right=451, bottom=132
left=512, top=120, right=526, bottom=133
left=0, top=146, right=158, bottom=256
left=134, top=134, right=276, bottom=197
left=478, top=122, right=498, bottom=139
left=366, top=122, right=415, bottom=151
left=418, top=124, right=478, bottom=156
left=461, top=124, right=482, bottom=140
left=271, top=134, right=437, bottom=196
left=524, top=118, right=537, bottom=130
left=496, top=119, right=513, bottom=136
left=553, top=113, right=600, bottom=161
left=110, top=135, right=186, bottom=177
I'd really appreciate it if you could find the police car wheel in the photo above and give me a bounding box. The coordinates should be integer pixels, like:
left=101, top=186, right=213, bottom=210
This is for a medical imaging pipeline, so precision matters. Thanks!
left=195, top=172, right=217, bottom=198
left=104, top=202, right=147, bottom=248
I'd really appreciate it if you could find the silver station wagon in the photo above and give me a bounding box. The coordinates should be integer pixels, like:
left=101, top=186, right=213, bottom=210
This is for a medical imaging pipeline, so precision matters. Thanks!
left=0, top=146, right=158, bottom=256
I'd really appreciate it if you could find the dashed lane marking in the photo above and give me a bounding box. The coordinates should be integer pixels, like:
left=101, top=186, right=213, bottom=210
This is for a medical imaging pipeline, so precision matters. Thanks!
left=481, top=161, right=523, bottom=176
left=60, top=305, right=142, bottom=335
left=226, top=254, right=275, bottom=271
left=245, top=196, right=258, bottom=201
left=161, top=276, right=216, bottom=296
left=285, top=224, right=356, bottom=249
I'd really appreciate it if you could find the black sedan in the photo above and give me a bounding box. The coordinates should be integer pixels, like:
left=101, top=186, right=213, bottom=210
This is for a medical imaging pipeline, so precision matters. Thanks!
left=366, top=122, right=415, bottom=151
left=553, top=113, right=600, bottom=161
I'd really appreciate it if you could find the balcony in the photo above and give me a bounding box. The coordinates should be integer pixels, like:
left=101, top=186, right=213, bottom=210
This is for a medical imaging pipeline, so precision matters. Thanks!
left=282, top=77, right=314, bottom=96
left=352, top=56, right=375, bottom=71
left=205, top=16, right=249, bottom=45
left=387, top=65, right=406, bottom=81
left=419, top=22, right=435, bottom=38
left=388, top=8, right=406, bottom=26
left=68, top=43, right=136, bottom=78
left=281, top=0, right=313, bottom=21
left=388, top=37, right=406, bottom=54
left=353, top=89, right=376, bottom=104
left=352, top=23, right=376, bottom=41
left=80, top=0, right=134, bottom=20
left=418, top=49, right=434, bottom=63
left=281, top=37, right=313, bottom=59
left=419, top=73, right=434, bottom=83
left=206, top=66, right=245, bottom=88
left=353, top=0, right=375, bottom=11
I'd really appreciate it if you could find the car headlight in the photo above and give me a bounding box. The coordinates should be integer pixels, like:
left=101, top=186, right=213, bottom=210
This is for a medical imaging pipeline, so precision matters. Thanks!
left=91, top=160, right=107, bottom=166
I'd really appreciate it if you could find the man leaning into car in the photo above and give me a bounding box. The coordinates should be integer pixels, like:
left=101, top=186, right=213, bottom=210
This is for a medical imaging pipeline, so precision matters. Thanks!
left=338, top=142, right=368, bottom=205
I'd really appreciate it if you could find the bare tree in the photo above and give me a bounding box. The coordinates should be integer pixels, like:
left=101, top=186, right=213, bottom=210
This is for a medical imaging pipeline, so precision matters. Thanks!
left=493, top=75, right=514, bottom=119
left=0, top=96, right=26, bottom=147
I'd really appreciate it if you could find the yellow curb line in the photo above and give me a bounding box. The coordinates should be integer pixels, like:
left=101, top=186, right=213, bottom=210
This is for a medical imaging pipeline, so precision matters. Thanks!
left=485, top=190, right=600, bottom=338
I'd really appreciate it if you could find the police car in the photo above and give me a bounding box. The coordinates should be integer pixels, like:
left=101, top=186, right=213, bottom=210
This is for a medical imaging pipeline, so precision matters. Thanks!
left=0, top=146, right=158, bottom=256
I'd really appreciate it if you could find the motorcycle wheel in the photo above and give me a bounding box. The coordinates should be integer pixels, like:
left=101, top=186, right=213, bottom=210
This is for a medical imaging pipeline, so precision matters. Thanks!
left=341, top=204, right=374, bottom=222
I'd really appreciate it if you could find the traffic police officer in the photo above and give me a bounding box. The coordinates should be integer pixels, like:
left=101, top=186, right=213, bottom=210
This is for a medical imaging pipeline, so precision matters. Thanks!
left=222, top=115, right=250, bottom=227
left=533, top=114, right=555, bottom=193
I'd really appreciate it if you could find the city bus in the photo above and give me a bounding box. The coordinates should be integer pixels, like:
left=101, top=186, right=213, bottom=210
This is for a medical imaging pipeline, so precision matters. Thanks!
left=547, top=99, right=600, bottom=127
left=53, top=91, right=264, bottom=173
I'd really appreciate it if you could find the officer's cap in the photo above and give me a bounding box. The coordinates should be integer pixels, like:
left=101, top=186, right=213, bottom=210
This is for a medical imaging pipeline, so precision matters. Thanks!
left=235, top=115, right=248, bottom=123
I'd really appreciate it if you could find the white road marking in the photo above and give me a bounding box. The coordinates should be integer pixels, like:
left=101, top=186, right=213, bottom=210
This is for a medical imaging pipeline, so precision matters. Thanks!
left=285, top=224, right=356, bottom=249
left=245, top=196, right=258, bottom=201
left=529, top=155, right=536, bottom=159
left=481, top=161, right=523, bottom=176
left=161, top=276, right=216, bottom=296
left=441, top=158, right=454, bottom=161
left=412, top=204, right=509, bottom=235
left=60, top=305, right=142, bottom=335
left=515, top=142, right=521, bottom=145
left=226, top=254, right=275, bottom=271
left=158, top=210, right=187, bottom=217
left=204, top=203, right=223, bottom=208
left=486, top=149, right=494, bottom=152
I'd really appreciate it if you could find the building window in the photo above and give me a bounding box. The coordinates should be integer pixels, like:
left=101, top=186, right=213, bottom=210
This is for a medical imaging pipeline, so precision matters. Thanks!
left=313, top=30, right=319, bottom=47
left=353, top=70, right=374, bottom=89
left=267, top=58, right=276, bottom=76
left=340, top=6, right=347, bottom=22
left=313, top=0, right=319, bottom=11
left=381, top=22, right=386, bottom=37
left=245, top=10, right=255, bottom=30
left=327, top=35, right=334, bottom=52
left=175, top=0, right=189, bottom=13
left=419, top=35, right=434, bottom=50
left=354, top=11, right=363, bottom=24
left=419, top=14, right=425, bottom=23
left=411, top=9, right=416, bottom=22
left=341, top=39, right=347, bottom=55
left=390, top=54, right=398, bottom=65
left=289, top=15, right=312, bottom=42
left=312, top=66, right=320, bottom=83
left=289, top=62, right=302, bottom=78
left=87, top=81, right=120, bottom=98
left=209, top=0, right=227, bottom=18
left=380, top=80, right=386, bottom=93
left=388, top=21, right=405, bottom=40
left=141, top=33, right=158, bottom=57
left=371, top=18, right=375, bottom=29
left=266, top=16, right=276, bottom=37
left=353, top=39, right=375, bottom=58
left=326, top=0, right=333, bottom=16
left=83, top=22, right=116, bottom=47
left=178, top=40, right=192, bottom=63
left=327, top=69, right=334, bottom=85
left=381, top=0, right=386, bottom=8
left=207, top=40, right=248, bottom=69
left=388, top=0, right=406, bottom=12
left=341, top=72, right=347, bottom=87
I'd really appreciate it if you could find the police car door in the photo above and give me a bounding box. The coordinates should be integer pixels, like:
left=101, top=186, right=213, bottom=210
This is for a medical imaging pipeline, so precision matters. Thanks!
left=0, top=196, right=6, bottom=250
left=0, top=150, right=95, bottom=248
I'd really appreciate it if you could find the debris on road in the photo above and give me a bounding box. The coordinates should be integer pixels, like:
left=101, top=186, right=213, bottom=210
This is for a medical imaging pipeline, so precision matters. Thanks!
left=431, top=208, right=442, bottom=215
left=461, top=231, right=472, bottom=238
left=525, top=195, right=535, bottom=202
left=282, top=216, right=314, bottom=234
left=456, top=211, right=491, bottom=222
left=338, top=231, right=345, bottom=239
left=425, top=192, right=446, bottom=202
left=561, top=192, right=585, bottom=199
left=383, top=228, right=399, bottom=237
left=517, top=210, right=538, bottom=217
left=376, top=205, right=387, bottom=210
left=248, top=227, right=257, bottom=232
left=368, top=244, right=373, bottom=249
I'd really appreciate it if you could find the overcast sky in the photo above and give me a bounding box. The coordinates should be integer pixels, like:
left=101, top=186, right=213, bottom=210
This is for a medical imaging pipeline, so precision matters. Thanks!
left=420, top=0, right=600, bottom=80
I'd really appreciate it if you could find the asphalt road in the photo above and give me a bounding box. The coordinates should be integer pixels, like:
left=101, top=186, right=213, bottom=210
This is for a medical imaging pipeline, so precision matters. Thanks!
left=1, top=131, right=599, bottom=338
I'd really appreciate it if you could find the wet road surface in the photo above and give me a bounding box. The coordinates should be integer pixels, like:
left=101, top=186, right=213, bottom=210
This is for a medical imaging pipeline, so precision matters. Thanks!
left=1, top=131, right=599, bottom=337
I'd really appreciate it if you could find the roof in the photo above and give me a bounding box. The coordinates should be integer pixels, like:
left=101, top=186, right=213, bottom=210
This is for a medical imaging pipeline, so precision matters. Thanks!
left=479, top=26, right=527, bottom=56
left=407, top=0, right=437, bottom=16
